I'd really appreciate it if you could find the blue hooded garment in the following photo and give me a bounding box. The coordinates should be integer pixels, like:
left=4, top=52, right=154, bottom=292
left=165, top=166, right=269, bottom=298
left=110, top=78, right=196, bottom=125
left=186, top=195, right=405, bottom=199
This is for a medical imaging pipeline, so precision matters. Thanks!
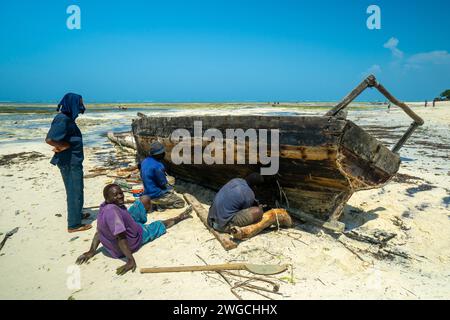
left=57, top=93, right=86, bottom=120
left=46, top=93, right=85, bottom=166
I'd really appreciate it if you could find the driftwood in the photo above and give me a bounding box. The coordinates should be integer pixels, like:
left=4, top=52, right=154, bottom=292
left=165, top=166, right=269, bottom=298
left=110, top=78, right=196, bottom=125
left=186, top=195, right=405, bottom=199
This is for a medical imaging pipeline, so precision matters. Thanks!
left=88, top=167, right=110, bottom=173
left=107, top=172, right=131, bottom=179
left=287, top=208, right=345, bottom=233
left=231, top=209, right=292, bottom=240
left=0, top=227, right=19, bottom=252
left=341, top=229, right=414, bottom=261
left=85, top=166, right=138, bottom=179
left=117, top=166, right=138, bottom=173
left=107, top=131, right=136, bottom=150
left=183, top=193, right=237, bottom=250
left=84, top=172, right=107, bottom=179
left=343, top=229, right=396, bottom=246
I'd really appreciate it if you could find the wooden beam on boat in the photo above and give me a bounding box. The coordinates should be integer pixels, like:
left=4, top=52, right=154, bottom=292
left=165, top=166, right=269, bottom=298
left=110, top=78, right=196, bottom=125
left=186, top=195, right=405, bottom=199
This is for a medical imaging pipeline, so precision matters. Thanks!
left=183, top=193, right=238, bottom=251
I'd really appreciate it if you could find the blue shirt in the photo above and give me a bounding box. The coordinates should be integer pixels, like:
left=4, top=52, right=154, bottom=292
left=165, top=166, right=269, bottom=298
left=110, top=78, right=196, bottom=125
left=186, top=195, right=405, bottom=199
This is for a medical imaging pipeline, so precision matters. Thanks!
left=46, top=113, right=84, bottom=166
left=208, top=178, right=256, bottom=230
left=140, top=157, right=169, bottom=199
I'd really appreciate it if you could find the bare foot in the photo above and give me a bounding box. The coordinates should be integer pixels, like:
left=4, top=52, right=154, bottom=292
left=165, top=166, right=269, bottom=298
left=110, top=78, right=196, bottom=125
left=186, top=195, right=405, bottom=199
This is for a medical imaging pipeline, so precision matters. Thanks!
left=179, top=205, right=193, bottom=220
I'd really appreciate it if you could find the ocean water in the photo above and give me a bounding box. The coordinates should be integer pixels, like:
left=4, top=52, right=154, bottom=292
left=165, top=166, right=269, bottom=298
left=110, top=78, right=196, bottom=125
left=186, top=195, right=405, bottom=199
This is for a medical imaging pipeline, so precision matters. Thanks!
left=0, top=105, right=177, bottom=146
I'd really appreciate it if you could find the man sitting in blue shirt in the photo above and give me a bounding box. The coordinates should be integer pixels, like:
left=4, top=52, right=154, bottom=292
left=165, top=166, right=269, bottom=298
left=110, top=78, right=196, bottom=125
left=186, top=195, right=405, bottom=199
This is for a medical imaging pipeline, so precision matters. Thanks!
left=207, top=173, right=265, bottom=233
left=139, top=141, right=185, bottom=210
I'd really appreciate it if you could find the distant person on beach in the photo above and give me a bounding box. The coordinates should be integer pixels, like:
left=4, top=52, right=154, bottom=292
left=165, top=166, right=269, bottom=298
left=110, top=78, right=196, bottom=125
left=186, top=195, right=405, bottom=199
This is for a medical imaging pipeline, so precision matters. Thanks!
left=425, top=100, right=428, bottom=107
left=45, top=93, right=92, bottom=233
left=139, top=141, right=185, bottom=210
left=76, top=184, right=192, bottom=275
left=207, top=173, right=265, bottom=233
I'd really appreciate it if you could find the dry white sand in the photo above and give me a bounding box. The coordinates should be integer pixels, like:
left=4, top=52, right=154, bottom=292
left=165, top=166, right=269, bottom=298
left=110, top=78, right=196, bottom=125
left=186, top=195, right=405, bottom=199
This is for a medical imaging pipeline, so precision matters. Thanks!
left=0, top=103, right=449, bottom=300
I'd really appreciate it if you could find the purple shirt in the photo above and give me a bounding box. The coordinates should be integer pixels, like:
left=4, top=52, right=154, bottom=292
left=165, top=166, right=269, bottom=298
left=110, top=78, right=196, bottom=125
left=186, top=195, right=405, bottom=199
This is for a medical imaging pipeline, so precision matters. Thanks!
left=97, top=202, right=143, bottom=258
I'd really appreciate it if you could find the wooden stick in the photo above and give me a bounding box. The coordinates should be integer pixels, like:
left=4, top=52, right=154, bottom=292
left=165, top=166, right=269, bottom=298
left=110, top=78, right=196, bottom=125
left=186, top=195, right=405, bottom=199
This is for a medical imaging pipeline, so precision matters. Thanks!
left=0, top=227, right=19, bottom=252
left=337, top=239, right=366, bottom=262
left=183, top=193, right=237, bottom=251
left=84, top=172, right=107, bottom=179
left=195, top=254, right=243, bottom=300
left=287, top=208, right=345, bottom=233
left=140, top=263, right=246, bottom=274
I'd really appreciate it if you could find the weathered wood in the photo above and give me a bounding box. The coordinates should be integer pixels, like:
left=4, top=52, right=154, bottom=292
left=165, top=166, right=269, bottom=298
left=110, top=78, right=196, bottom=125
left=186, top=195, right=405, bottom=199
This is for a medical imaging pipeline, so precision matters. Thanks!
left=343, top=229, right=396, bottom=246
left=183, top=193, right=237, bottom=250
left=287, top=208, right=345, bottom=233
left=84, top=172, right=107, bottom=179
left=132, top=115, right=401, bottom=224
left=231, top=209, right=292, bottom=240
left=107, top=131, right=136, bottom=150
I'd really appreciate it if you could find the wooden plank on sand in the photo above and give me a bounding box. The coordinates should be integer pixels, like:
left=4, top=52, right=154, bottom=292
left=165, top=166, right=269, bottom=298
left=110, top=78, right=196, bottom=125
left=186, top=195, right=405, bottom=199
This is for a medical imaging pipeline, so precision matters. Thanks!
left=183, top=193, right=237, bottom=251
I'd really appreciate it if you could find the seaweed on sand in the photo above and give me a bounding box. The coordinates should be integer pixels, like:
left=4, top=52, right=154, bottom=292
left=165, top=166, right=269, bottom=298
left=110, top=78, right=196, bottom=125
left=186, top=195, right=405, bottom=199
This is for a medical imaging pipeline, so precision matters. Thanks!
left=0, top=152, right=45, bottom=166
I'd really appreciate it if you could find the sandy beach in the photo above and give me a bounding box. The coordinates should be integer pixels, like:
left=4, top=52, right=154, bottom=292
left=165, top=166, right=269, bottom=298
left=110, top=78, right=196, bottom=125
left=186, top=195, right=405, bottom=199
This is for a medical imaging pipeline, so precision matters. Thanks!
left=0, top=102, right=449, bottom=300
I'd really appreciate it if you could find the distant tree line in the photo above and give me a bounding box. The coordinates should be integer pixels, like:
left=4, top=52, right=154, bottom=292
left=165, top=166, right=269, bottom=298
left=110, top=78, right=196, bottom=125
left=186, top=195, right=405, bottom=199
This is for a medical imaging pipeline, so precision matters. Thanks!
left=439, top=90, right=450, bottom=101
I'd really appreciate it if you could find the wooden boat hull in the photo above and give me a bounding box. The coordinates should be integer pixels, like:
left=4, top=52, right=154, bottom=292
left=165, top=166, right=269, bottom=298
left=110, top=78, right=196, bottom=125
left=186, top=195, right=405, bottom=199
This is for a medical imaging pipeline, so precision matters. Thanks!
left=131, top=115, right=400, bottom=222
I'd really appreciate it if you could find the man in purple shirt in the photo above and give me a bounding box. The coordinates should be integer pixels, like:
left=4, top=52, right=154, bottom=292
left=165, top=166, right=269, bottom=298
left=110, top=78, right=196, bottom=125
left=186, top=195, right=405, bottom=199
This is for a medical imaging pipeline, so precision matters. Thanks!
left=76, top=184, right=192, bottom=275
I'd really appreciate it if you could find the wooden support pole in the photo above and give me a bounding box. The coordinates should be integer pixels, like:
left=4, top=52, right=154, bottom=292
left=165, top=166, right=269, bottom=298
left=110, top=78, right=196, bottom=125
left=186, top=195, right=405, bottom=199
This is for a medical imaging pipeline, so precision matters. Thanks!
left=183, top=193, right=238, bottom=251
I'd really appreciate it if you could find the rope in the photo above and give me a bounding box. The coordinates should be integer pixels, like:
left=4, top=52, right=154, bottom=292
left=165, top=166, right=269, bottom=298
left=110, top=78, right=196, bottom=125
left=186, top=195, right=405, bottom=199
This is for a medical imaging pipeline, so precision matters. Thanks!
left=275, top=212, right=280, bottom=232
left=275, top=179, right=290, bottom=209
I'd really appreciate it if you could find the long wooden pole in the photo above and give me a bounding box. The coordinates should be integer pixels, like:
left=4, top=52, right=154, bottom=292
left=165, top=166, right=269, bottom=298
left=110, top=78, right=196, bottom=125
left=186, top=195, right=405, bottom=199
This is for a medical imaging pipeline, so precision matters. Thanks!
left=183, top=193, right=238, bottom=251
left=141, top=263, right=246, bottom=273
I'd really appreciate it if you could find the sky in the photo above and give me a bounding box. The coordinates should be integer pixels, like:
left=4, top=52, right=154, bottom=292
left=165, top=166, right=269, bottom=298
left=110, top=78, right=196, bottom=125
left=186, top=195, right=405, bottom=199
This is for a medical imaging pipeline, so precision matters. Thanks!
left=0, top=0, right=449, bottom=102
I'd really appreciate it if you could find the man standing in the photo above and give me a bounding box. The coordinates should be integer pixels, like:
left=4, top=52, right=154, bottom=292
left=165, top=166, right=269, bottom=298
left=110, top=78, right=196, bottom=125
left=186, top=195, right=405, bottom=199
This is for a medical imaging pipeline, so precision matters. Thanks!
left=208, top=173, right=265, bottom=233
left=46, top=93, right=91, bottom=233
left=140, top=141, right=185, bottom=209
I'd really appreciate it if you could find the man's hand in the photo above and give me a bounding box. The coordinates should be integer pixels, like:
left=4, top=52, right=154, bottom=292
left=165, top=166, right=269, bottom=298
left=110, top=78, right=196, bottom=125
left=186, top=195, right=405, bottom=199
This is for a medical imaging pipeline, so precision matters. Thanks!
left=76, top=251, right=95, bottom=265
left=116, top=259, right=136, bottom=275
left=46, top=139, right=70, bottom=153
left=52, top=145, right=70, bottom=153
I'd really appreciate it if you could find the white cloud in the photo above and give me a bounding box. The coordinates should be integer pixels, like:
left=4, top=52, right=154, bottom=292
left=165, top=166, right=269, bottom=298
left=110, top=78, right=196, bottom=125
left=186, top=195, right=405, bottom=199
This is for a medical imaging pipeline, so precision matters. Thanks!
left=383, top=37, right=404, bottom=59
left=407, top=51, right=450, bottom=65
left=378, top=37, right=450, bottom=76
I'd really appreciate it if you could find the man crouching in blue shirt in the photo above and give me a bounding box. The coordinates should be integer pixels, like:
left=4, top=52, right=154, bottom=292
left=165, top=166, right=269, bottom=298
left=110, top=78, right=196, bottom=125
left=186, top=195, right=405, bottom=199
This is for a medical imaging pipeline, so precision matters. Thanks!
left=208, top=173, right=265, bottom=233
left=139, top=141, right=185, bottom=210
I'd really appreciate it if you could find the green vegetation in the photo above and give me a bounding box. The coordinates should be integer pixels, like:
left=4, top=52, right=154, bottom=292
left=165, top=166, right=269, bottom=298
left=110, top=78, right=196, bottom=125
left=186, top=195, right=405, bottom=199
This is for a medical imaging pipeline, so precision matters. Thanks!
left=440, top=89, right=450, bottom=100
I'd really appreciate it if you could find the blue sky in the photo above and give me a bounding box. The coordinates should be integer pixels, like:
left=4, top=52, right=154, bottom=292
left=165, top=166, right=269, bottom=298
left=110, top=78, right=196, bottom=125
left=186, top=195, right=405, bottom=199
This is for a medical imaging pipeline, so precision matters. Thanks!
left=0, top=0, right=449, bottom=102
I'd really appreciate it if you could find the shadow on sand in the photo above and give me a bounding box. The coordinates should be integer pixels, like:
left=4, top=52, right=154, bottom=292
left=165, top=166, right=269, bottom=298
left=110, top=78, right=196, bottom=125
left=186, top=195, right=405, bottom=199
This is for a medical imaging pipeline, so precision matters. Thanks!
left=340, top=205, right=386, bottom=231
